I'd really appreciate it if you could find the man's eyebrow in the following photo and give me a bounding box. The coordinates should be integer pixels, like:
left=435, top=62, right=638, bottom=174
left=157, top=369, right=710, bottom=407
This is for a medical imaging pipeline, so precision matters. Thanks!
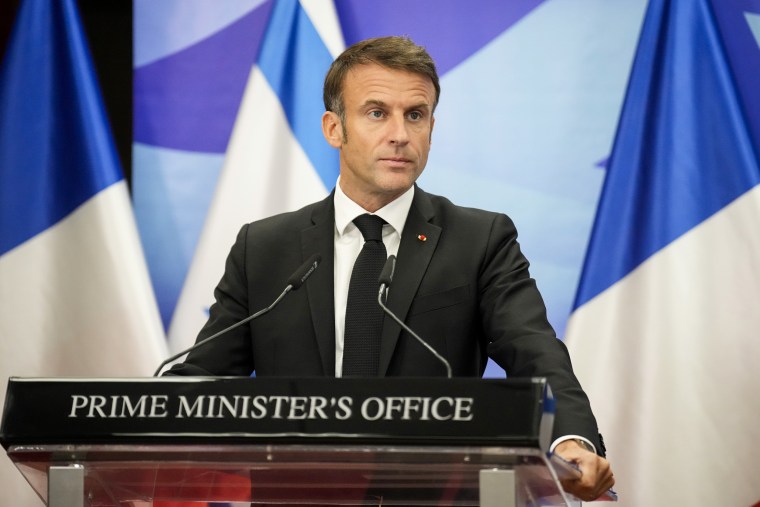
left=360, top=99, right=432, bottom=111
left=362, top=99, right=387, bottom=108
left=409, top=102, right=432, bottom=111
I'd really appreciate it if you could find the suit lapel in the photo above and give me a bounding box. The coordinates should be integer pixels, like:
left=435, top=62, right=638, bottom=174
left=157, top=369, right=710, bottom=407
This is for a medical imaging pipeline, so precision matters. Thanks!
left=379, top=188, right=440, bottom=375
left=301, top=194, right=336, bottom=376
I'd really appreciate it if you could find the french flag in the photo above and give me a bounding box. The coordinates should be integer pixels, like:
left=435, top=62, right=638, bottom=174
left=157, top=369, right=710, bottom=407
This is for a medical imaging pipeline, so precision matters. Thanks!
left=0, top=0, right=167, bottom=504
left=566, top=0, right=760, bottom=504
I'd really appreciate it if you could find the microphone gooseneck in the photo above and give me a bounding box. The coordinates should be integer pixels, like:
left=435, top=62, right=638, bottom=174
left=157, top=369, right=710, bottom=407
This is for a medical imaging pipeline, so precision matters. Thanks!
left=377, top=255, right=453, bottom=378
left=153, top=253, right=322, bottom=376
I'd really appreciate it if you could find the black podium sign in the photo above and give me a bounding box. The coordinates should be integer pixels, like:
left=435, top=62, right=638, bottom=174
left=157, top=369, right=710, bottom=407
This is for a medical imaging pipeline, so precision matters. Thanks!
left=1, top=377, right=553, bottom=449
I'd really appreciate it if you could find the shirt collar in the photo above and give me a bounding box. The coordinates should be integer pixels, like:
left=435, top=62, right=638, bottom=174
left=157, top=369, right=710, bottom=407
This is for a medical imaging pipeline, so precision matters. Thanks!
left=334, top=176, right=415, bottom=237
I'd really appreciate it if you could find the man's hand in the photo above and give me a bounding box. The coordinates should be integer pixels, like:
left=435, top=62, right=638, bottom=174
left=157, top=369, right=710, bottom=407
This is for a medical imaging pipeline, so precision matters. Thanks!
left=554, top=439, right=615, bottom=501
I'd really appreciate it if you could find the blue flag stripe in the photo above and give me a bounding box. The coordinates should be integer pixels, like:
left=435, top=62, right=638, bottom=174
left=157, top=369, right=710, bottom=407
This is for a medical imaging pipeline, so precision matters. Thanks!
left=256, top=0, right=340, bottom=189
left=0, top=0, right=122, bottom=256
left=574, top=0, right=760, bottom=309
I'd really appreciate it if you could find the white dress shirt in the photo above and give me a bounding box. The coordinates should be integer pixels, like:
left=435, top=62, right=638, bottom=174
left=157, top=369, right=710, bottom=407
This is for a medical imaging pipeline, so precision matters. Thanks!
left=332, top=178, right=415, bottom=377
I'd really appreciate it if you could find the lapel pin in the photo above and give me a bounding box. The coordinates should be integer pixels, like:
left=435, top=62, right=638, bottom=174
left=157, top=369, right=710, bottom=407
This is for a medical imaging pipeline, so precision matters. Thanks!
left=417, top=234, right=427, bottom=242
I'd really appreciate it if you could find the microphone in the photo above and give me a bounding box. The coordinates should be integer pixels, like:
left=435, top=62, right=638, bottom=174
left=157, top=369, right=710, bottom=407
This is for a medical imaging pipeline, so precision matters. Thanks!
left=378, top=253, right=395, bottom=290
left=153, top=253, right=322, bottom=376
left=377, top=255, right=452, bottom=378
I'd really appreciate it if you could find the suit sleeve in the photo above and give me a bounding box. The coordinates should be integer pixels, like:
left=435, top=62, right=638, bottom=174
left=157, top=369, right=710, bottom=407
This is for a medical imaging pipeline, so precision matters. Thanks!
left=164, top=224, right=255, bottom=376
left=480, top=214, right=604, bottom=455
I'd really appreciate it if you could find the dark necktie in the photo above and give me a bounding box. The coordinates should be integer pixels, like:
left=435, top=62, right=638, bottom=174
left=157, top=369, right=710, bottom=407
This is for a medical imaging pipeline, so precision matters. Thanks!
left=343, top=214, right=387, bottom=377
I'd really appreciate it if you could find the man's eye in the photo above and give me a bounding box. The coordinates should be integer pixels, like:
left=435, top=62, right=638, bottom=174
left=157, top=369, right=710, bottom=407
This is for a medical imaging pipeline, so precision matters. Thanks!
left=369, top=110, right=384, bottom=118
left=408, top=111, right=422, bottom=120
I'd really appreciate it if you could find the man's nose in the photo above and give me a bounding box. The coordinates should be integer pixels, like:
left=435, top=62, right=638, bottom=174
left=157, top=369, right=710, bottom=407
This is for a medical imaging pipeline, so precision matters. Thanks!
left=387, top=114, right=410, bottom=144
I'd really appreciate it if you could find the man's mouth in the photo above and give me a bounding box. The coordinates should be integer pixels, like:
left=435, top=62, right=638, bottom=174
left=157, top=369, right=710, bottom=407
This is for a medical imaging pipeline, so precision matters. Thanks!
left=380, top=157, right=411, bottom=165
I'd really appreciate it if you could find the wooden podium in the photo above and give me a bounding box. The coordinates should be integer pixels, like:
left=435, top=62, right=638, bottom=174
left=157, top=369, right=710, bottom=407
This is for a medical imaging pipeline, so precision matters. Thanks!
left=1, top=377, right=583, bottom=506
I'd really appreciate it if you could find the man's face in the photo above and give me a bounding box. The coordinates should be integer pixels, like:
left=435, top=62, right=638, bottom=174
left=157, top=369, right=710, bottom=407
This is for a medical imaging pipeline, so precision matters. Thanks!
left=322, top=63, right=436, bottom=211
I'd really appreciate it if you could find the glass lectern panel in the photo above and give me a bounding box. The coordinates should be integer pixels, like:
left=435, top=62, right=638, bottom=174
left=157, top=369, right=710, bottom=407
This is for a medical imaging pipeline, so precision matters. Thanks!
left=6, top=444, right=574, bottom=506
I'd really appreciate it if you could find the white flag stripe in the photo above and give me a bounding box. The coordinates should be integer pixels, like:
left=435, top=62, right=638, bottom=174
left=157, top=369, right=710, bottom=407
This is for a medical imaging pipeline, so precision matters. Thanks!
left=0, top=182, right=167, bottom=506
left=167, top=65, right=329, bottom=354
left=746, top=12, right=760, bottom=49
left=567, top=184, right=760, bottom=505
left=299, top=0, right=345, bottom=60
left=0, top=182, right=167, bottom=375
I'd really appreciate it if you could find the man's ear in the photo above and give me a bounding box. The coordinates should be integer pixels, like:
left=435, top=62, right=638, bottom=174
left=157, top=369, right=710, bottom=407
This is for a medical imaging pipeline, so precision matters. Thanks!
left=429, top=115, right=435, bottom=143
left=322, top=111, right=343, bottom=148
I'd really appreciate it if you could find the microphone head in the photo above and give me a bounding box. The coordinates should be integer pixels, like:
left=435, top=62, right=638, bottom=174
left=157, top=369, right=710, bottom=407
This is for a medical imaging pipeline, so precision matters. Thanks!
left=379, top=255, right=396, bottom=287
left=288, top=253, right=321, bottom=290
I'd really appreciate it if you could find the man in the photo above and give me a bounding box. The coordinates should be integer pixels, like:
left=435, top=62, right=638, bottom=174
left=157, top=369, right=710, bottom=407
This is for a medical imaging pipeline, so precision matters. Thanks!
left=168, top=36, right=614, bottom=501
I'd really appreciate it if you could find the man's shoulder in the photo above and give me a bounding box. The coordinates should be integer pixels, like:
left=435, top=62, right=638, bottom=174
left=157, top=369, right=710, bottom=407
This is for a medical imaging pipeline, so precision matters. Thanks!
left=244, top=195, right=331, bottom=234
left=416, top=187, right=505, bottom=223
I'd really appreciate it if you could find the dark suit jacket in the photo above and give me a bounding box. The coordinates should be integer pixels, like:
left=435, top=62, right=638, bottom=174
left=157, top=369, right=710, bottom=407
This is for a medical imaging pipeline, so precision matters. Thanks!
left=168, top=187, right=603, bottom=453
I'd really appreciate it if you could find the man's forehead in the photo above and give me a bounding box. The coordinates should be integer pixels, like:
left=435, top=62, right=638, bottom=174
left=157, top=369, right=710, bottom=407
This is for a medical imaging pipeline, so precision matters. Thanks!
left=346, top=62, right=431, bottom=81
left=344, top=64, right=436, bottom=98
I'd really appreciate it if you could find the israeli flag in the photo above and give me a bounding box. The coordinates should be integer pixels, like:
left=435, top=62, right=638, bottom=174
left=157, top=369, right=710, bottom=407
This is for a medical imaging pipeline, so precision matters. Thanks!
left=0, top=0, right=167, bottom=504
left=566, top=0, right=760, bottom=504
left=167, top=0, right=344, bottom=354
